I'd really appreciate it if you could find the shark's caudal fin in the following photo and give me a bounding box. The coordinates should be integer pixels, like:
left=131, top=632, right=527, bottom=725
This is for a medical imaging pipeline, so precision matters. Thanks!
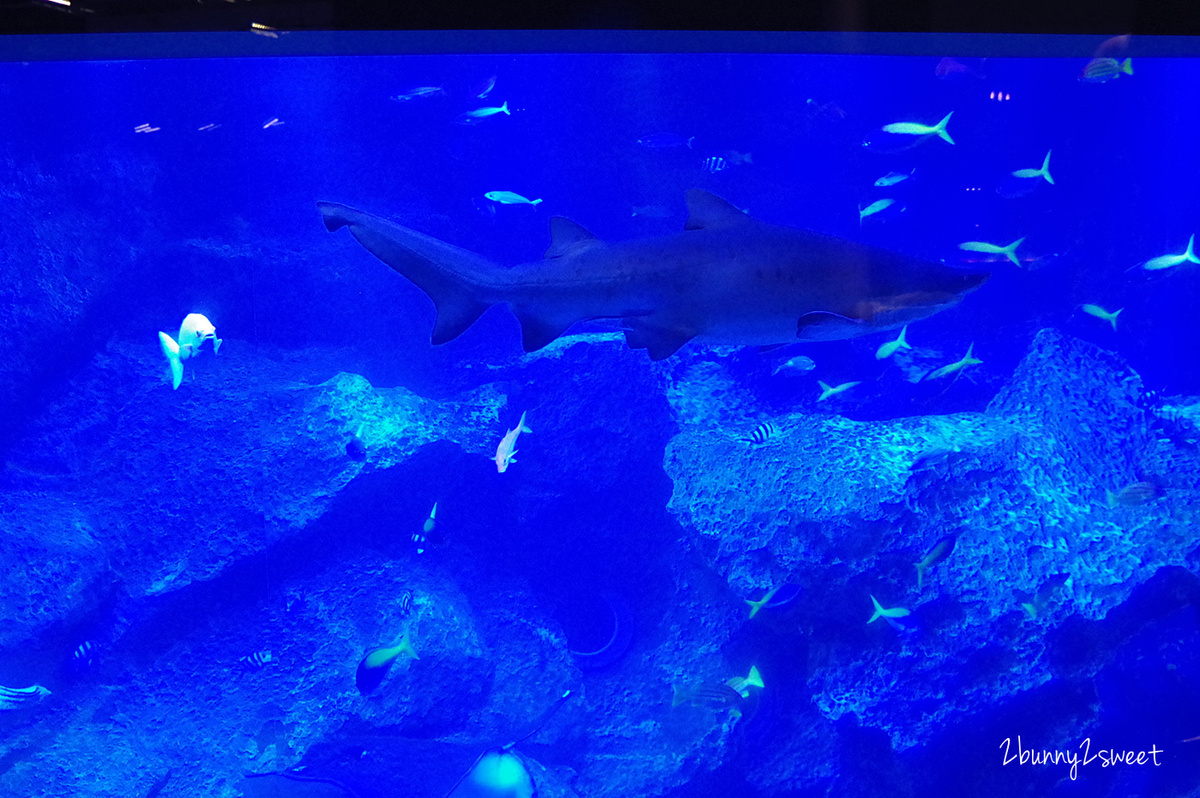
left=158, top=332, right=183, bottom=390
left=318, top=202, right=495, bottom=345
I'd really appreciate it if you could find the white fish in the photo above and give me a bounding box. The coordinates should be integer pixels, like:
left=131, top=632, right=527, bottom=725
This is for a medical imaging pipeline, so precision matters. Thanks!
left=484, top=191, right=542, bottom=206
left=875, top=325, right=912, bottom=360
left=494, top=411, right=531, bottom=473
left=818, top=380, right=860, bottom=401
left=1141, top=235, right=1200, bottom=271
left=391, top=86, right=445, bottom=101
left=158, top=313, right=222, bottom=391
left=1011, top=150, right=1054, bottom=184
left=925, top=343, right=982, bottom=380
left=1080, top=304, right=1122, bottom=331
left=874, top=169, right=914, bottom=187
left=455, top=101, right=510, bottom=124
left=958, top=237, right=1025, bottom=267
left=881, top=112, right=954, bottom=144
left=859, top=198, right=901, bottom=226
left=262, top=117, right=284, bottom=129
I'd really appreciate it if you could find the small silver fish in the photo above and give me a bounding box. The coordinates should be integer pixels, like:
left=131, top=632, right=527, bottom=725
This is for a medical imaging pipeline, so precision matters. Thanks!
left=455, top=102, right=510, bottom=124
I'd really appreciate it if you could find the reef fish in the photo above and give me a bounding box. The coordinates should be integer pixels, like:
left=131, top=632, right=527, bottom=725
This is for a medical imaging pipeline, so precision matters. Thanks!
left=743, top=422, right=776, bottom=445
left=0, top=684, right=50, bottom=710
left=915, top=532, right=959, bottom=591
left=485, top=191, right=542, bottom=206
left=875, top=324, right=911, bottom=359
left=1081, top=304, right=1122, bottom=331
left=494, top=411, right=531, bottom=473
left=868, top=595, right=910, bottom=624
left=1107, top=481, right=1163, bottom=507
left=318, top=191, right=988, bottom=361
left=158, top=313, right=222, bottom=390
left=925, top=343, right=982, bottom=380
left=356, top=633, right=419, bottom=695
left=1011, top=150, right=1054, bottom=184
left=455, top=101, right=510, bottom=124
left=1080, top=57, right=1133, bottom=83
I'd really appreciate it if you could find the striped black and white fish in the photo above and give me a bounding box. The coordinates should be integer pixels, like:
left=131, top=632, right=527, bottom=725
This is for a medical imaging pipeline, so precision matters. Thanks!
left=743, top=422, right=776, bottom=445
left=0, top=684, right=50, bottom=710
left=703, top=156, right=728, bottom=173
left=399, top=590, right=413, bottom=618
left=238, top=650, right=273, bottom=672
left=72, top=640, right=96, bottom=672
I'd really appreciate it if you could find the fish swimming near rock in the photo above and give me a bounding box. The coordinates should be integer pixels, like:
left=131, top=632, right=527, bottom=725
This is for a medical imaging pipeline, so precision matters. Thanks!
left=411, top=503, right=439, bottom=554
left=158, top=313, right=222, bottom=390
left=743, top=421, right=776, bottom=445
left=818, top=380, right=860, bottom=401
left=868, top=595, right=910, bottom=624
left=71, top=640, right=96, bottom=673
left=1106, top=481, right=1163, bottom=508
left=356, top=633, right=419, bottom=695
left=925, top=343, right=981, bottom=380
left=915, top=532, right=959, bottom=591
left=494, top=411, right=531, bottom=473
left=0, top=684, right=50, bottom=710
left=238, top=650, right=273, bottom=672
left=672, top=665, right=764, bottom=718
left=317, top=191, right=988, bottom=361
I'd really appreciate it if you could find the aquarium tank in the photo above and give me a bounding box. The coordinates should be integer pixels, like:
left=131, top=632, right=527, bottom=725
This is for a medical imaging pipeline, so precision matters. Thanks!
left=0, top=30, right=1198, bottom=798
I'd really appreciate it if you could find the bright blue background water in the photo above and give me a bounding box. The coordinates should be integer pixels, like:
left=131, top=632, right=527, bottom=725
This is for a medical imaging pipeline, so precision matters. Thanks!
left=4, top=51, right=1196, bottom=408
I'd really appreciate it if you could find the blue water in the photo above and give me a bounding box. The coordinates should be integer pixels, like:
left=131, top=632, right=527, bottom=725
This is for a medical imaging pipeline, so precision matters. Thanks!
left=1, top=39, right=1198, bottom=797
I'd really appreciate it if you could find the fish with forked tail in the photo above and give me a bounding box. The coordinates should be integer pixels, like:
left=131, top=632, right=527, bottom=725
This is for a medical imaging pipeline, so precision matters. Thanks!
left=317, top=190, right=987, bottom=361
left=356, top=632, right=419, bottom=695
left=494, top=411, right=531, bottom=473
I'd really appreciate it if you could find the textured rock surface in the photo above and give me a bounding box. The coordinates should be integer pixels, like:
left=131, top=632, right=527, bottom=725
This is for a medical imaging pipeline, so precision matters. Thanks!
left=663, top=328, right=1198, bottom=750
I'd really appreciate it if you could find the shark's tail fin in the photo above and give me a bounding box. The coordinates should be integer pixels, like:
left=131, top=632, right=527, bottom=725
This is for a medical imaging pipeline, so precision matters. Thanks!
left=158, top=332, right=184, bottom=390
left=318, top=202, right=495, bottom=345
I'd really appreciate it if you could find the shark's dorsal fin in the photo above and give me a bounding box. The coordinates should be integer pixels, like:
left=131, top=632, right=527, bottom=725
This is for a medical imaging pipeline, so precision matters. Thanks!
left=545, top=217, right=599, bottom=259
left=684, top=189, right=753, bottom=231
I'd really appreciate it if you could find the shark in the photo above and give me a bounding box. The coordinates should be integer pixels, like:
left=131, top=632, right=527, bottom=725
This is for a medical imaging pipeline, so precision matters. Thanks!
left=317, top=190, right=988, bottom=360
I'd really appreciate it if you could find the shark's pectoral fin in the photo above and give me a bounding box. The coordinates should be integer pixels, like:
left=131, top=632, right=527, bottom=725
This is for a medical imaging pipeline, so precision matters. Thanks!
left=623, top=318, right=697, bottom=360
left=513, top=306, right=579, bottom=352
left=318, top=202, right=496, bottom=346
left=796, top=311, right=867, bottom=340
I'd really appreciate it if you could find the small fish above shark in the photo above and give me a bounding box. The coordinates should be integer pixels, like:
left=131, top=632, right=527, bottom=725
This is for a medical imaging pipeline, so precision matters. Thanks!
left=317, top=190, right=988, bottom=360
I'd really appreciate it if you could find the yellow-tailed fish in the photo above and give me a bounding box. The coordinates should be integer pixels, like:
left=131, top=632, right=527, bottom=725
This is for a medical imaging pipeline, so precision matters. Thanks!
left=868, top=594, right=911, bottom=624
left=1141, top=235, right=1199, bottom=271
left=818, top=380, right=860, bottom=401
left=1011, top=150, right=1054, bottom=184
left=881, top=111, right=954, bottom=144
left=859, top=198, right=899, bottom=225
left=1080, top=304, right=1122, bottom=331
left=745, top=586, right=782, bottom=619
left=356, top=632, right=419, bottom=695
left=915, top=532, right=958, bottom=591
left=925, top=343, right=981, bottom=380
left=875, top=325, right=911, bottom=360
left=958, top=237, right=1025, bottom=267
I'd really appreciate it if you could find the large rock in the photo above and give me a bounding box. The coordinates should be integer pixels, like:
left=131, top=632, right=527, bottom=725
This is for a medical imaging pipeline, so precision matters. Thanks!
left=663, top=328, right=1198, bottom=750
